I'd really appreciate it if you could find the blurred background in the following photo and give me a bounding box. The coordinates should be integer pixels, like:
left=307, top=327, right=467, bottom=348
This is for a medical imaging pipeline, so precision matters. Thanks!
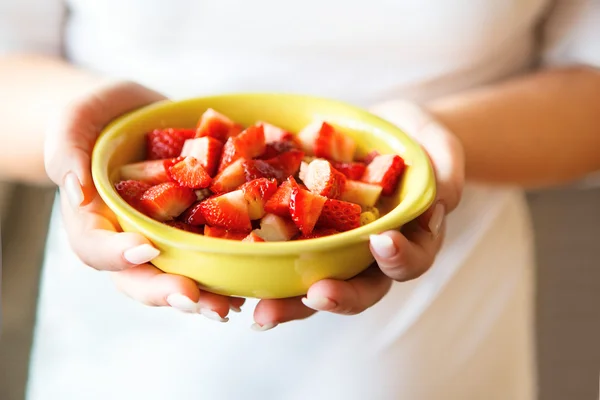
left=1, top=183, right=600, bottom=399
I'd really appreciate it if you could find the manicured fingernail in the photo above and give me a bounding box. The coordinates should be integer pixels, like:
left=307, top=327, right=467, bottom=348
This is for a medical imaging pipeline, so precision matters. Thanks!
left=166, top=293, right=199, bottom=313
left=369, top=234, right=397, bottom=258
left=64, top=172, right=84, bottom=208
left=229, top=304, right=242, bottom=313
left=200, top=308, right=229, bottom=323
left=301, top=296, right=336, bottom=311
left=428, top=203, right=445, bottom=237
left=251, top=322, right=278, bottom=332
left=123, top=244, right=160, bottom=265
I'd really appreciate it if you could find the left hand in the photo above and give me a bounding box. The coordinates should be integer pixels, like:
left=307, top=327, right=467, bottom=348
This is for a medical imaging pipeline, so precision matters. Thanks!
left=251, top=100, right=465, bottom=331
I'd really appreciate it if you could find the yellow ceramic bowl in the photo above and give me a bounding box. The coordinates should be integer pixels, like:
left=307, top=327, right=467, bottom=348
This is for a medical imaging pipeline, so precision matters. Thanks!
left=91, top=93, right=435, bottom=299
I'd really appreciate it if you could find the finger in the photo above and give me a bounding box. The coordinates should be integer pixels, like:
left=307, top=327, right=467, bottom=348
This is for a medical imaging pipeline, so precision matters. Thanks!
left=252, top=297, right=316, bottom=331
left=111, top=265, right=231, bottom=322
left=44, top=80, right=166, bottom=207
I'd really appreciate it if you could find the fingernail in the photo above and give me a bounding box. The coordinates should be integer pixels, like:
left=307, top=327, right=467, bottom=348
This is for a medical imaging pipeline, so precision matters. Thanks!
left=123, top=244, right=160, bottom=265
left=251, top=322, right=278, bottom=332
left=166, top=293, right=200, bottom=313
left=64, top=172, right=84, bottom=208
left=200, top=308, right=229, bottom=323
left=229, top=304, right=242, bottom=313
left=428, top=203, right=445, bottom=237
left=301, top=296, right=336, bottom=311
left=369, top=234, right=397, bottom=258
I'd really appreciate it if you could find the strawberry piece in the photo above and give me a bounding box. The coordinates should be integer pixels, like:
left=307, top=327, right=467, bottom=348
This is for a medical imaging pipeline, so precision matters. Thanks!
left=240, top=178, right=278, bottom=220
left=302, top=159, right=347, bottom=199
left=296, top=228, right=339, bottom=240
left=218, top=125, right=266, bottom=172
left=204, top=225, right=249, bottom=241
left=330, top=161, right=366, bottom=180
left=297, top=121, right=356, bottom=162
left=242, top=231, right=266, bottom=242
left=316, top=199, right=361, bottom=232
left=180, top=202, right=207, bottom=226
left=361, top=154, right=405, bottom=196
left=340, top=180, right=383, bottom=208
left=362, top=150, right=381, bottom=165
left=258, top=140, right=299, bottom=160
left=114, top=180, right=151, bottom=211
left=146, top=128, right=195, bottom=160
left=288, top=187, right=326, bottom=235
left=139, top=182, right=196, bottom=222
left=165, top=221, right=203, bottom=234
left=180, top=137, right=223, bottom=177
left=256, top=213, right=299, bottom=241
left=167, top=156, right=212, bottom=189
left=260, top=121, right=295, bottom=143
left=119, top=158, right=181, bottom=185
left=210, top=158, right=247, bottom=193
left=264, top=177, right=298, bottom=217
left=244, top=150, right=304, bottom=183
left=195, top=108, right=243, bottom=142
left=200, top=189, right=252, bottom=231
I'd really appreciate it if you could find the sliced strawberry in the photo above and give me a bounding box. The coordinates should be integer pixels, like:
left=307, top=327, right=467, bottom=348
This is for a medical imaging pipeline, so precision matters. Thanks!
left=114, top=180, right=151, bottom=211
left=204, top=225, right=249, bottom=241
left=242, top=231, right=266, bottom=242
left=256, top=213, right=299, bottom=241
left=167, top=156, right=212, bottom=189
left=119, top=158, right=181, bottom=185
left=165, top=221, right=203, bottom=234
left=361, top=154, right=405, bottom=196
left=195, top=108, right=243, bottom=142
left=259, top=140, right=299, bottom=160
left=244, top=150, right=304, bottom=183
left=240, top=178, right=278, bottom=220
left=210, top=158, right=247, bottom=193
left=259, top=121, right=295, bottom=143
left=297, top=121, right=356, bottom=162
left=316, top=199, right=361, bottom=232
left=218, top=125, right=266, bottom=172
left=180, top=202, right=207, bottom=226
left=340, top=180, right=383, bottom=208
left=330, top=161, right=366, bottom=180
left=302, top=159, right=346, bottom=199
left=180, top=137, right=223, bottom=177
left=289, top=187, right=326, bottom=235
left=362, top=150, right=380, bottom=165
left=296, top=228, right=339, bottom=240
left=139, top=182, right=196, bottom=222
left=264, top=177, right=298, bottom=217
left=146, top=128, right=195, bottom=160
left=200, top=189, right=252, bottom=231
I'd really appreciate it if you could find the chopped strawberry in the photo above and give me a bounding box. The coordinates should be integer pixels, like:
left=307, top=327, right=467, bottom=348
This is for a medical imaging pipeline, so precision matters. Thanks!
left=240, top=178, right=278, bottom=220
left=257, top=213, right=299, bottom=241
left=200, top=189, right=252, bottom=231
left=204, top=225, right=249, bottom=241
left=330, top=161, right=366, bottom=180
left=340, top=180, right=383, bottom=207
left=316, top=199, right=361, bottom=232
left=165, top=221, right=203, bottom=234
left=264, top=177, right=298, bottom=217
left=302, top=159, right=347, bottom=199
left=361, top=154, right=405, bottom=196
left=218, top=125, right=266, bottom=172
left=296, top=228, right=339, bottom=240
left=244, top=150, right=304, bottom=183
left=146, top=128, right=195, bottom=160
left=195, top=108, right=243, bottom=142
left=297, top=121, right=356, bottom=162
left=114, top=180, right=151, bottom=211
left=362, top=150, right=380, bottom=165
left=180, top=202, right=207, bottom=226
left=210, top=158, right=247, bottom=193
left=258, top=140, right=299, bottom=159
left=167, top=156, right=212, bottom=189
left=139, top=182, right=196, bottom=222
left=242, top=231, right=266, bottom=242
left=288, top=187, right=326, bottom=235
left=260, top=121, right=295, bottom=143
left=180, top=137, right=223, bottom=177
left=119, top=158, right=181, bottom=185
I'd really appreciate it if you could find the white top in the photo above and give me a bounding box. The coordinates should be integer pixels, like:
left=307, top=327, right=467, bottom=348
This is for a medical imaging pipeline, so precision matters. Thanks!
left=2, top=1, right=599, bottom=399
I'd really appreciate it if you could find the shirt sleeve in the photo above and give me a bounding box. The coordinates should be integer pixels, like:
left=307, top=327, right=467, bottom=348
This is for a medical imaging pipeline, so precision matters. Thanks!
left=0, top=0, right=66, bottom=56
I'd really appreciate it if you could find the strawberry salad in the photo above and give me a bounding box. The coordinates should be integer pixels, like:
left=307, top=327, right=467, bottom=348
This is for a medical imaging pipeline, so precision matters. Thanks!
left=114, top=109, right=405, bottom=242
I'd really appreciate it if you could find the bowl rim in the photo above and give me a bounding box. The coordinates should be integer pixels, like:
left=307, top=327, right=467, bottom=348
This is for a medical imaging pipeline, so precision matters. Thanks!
left=91, top=93, right=436, bottom=255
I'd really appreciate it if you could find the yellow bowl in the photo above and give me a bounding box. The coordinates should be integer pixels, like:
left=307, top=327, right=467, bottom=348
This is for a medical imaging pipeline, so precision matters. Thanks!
left=91, top=93, right=436, bottom=299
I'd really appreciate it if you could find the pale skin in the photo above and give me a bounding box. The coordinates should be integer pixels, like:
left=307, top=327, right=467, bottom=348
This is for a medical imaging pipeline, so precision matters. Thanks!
left=2, top=53, right=599, bottom=328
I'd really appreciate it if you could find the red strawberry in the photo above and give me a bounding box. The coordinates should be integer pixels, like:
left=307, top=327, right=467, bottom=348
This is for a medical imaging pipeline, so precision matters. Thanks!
left=242, top=231, right=266, bottom=242
left=244, top=150, right=304, bottom=183
left=297, top=121, right=356, bottom=162
left=264, top=177, right=298, bottom=217
left=165, top=221, right=203, bottom=234
left=362, top=150, right=380, bottom=165
left=296, top=228, right=339, bottom=240
left=195, top=108, right=243, bottom=142
left=260, top=121, right=295, bottom=143
left=147, top=128, right=195, bottom=160
left=180, top=137, right=223, bottom=177
left=361, top=154, right=405, bottom=196
left=316, top=199, right=361, bottom=232
left=210, top=158, right=247, bottom=193
left=114, top=180, right=151, bottom=211
left=330, top=161, right=366, bottom=180
left=302, top=159, right=347, bottom=199
left=256, top=213, right=299, bottom=241
left=218, top=125, right=266, bottom=172
left=240, top=178, right=278, bottom=220
left=139, top=182, right=196, bottom=222
left=180, top=202, right=207, bottom=226
left=258, top=140, right=299, bottom=159
left=119, top=158, right=181, bottom=185
left=288, top=187, right=326, bottom=235
left=200, top=189, right=252, bottom=231
left=340, top=180, right=383, bottom=207
left=167, top=156, right=212, bottom=189
left=204, top=225, right=249, bottom=241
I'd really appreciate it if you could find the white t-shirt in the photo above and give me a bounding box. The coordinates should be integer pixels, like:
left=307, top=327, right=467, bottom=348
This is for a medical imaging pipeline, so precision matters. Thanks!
left=2, top=1, right=599, bottom=399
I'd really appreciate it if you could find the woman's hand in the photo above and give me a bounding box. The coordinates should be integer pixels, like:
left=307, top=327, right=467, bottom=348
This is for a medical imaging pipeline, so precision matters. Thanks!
left=251, top=100, right=464, bottom=331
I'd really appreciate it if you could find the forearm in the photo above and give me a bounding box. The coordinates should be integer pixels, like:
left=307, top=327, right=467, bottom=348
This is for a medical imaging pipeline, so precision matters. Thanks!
left=0, top=54, right=104, bottom=184
left=427, top=66, right=600, bottom=188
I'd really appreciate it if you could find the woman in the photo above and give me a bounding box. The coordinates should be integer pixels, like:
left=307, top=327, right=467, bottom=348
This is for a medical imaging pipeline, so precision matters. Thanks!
left=1, top=1, right=599, bottom=399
